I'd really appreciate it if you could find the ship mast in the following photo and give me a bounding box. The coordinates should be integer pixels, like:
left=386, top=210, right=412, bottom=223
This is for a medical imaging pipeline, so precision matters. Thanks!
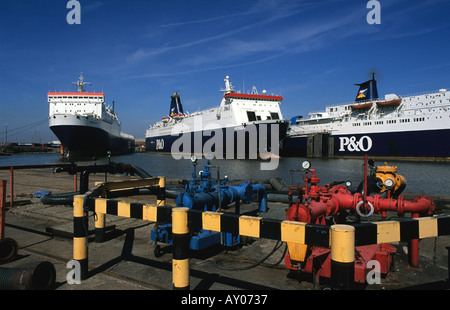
left=73, top=73, right=92, bottom=93
left=221, top=75, right=235, bottom=94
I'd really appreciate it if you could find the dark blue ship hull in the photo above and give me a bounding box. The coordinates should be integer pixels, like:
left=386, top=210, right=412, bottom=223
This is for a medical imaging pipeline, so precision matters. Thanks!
left=146, top=121, right=289, bottom=158
left=282, top=129, right=450, bottom=158
left=50, top=125, right=135, bottom=157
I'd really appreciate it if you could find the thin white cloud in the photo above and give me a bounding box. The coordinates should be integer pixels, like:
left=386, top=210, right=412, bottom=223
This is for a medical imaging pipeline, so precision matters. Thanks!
left=126, top=1, right=311, bottom=63
left=160, top=11, right=257, bottom=28
left=177, top=8, right=363, bottom=68
left=126, top=29, right=237, bottom=63
left=125, top=0, right=443, bottom=80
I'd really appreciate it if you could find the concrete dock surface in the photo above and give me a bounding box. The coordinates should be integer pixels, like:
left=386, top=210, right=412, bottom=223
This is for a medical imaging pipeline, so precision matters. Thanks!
left=0, top=168, right=449, bottom=292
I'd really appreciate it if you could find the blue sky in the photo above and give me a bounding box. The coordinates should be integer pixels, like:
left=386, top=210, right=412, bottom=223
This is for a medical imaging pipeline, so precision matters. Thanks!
left=1, top=0, right=449, bottom=143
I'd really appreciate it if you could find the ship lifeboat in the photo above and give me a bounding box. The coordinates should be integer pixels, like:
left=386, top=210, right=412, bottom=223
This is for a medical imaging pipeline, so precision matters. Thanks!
left=173, top=113, right=185, bottom=120
left=161, top=116, right=170, bottom=123
left=351, top=102, right=373, bottom=110
left=376, top=98, right=402, bottom=108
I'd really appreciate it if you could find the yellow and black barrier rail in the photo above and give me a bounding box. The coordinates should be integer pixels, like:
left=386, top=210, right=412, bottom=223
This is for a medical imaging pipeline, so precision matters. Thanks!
left=72, top=179, right=450, bottom=288
left=188, top=210, right=450, bottom=247
left=73, top=177, right=167, bottom=280
left=352, top=216, right=450, bottom=246
left=78, top=197, right=450, bottom=248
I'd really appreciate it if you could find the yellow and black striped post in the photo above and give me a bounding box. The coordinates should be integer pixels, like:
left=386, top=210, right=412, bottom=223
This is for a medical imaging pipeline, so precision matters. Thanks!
left=330, top=224, right=354, bottom=290
left=157, top=176, right=166, bottom=206
left=93, top=181, right=106, bottom=243
left=172, top=207, right=190, bottom=290
left=95, top=212, right=106, bottom=243
left=73, top=195, right=88, bottom=280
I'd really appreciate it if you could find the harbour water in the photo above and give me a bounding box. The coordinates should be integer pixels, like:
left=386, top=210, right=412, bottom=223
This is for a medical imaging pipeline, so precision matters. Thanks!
left=0, top=152, right=449, bottom=195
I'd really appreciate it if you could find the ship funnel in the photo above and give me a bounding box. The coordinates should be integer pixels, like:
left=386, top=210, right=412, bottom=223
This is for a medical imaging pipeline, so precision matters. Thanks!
left=169, top=92, right=184, bottom=116
left=354, top=74, right=378, bottom=102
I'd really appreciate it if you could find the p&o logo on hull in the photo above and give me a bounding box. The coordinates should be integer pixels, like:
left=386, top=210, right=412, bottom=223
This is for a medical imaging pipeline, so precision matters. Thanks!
left=156, top=139, right=165, bottom=150
left=339, top=136, right=373, bottom=152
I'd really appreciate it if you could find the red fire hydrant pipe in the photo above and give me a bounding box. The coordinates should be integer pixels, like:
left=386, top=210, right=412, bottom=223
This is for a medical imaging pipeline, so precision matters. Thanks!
left=295, top=191, right=435, bottom=223
left=409, top=213, right=420, bottom=268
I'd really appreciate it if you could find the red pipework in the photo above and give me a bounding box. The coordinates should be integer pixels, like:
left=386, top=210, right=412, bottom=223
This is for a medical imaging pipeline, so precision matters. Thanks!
left=285, top=162, right=435, bottom=283
left=287, top=184, right=435, bottom=223
left=409, top=213, right=420, bottom=267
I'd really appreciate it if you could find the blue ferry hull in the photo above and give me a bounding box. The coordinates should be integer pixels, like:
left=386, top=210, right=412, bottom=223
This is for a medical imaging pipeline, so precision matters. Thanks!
left=146, top=121, right=289, bottom=158
left=282, top=128, right=450, bottom=158
left=50, top=125, right=135, bottom=157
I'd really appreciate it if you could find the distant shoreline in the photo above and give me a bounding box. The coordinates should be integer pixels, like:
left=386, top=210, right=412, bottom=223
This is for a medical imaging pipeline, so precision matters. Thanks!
left=0, top=145, right=59, bottom=155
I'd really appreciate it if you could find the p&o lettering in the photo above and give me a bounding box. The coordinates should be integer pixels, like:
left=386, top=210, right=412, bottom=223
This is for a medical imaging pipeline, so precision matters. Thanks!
left=156, top=139, right=164, bottom=150
left=339, top=136, right=373, bottom=152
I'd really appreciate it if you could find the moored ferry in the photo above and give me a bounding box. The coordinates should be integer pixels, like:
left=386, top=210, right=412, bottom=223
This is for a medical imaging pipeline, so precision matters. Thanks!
left=48, top=73, right=135, bottom=157
left=145, top=76, right=289, bottom=159
left=283, top=75, right=450, bottom=159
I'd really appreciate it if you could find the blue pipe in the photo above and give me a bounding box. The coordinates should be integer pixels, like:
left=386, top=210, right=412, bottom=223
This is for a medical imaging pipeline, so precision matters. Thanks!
left=175, top=182, right=267, bottom=212
left=252, top=183, right=268, bottom=212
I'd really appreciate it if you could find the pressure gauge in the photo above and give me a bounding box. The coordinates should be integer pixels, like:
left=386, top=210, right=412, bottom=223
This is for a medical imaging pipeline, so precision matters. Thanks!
left=345, top=181, right=352, bottom=187
left=302, top=160, right=311, bottom=170
left=385, top=179, right=394, bottom=188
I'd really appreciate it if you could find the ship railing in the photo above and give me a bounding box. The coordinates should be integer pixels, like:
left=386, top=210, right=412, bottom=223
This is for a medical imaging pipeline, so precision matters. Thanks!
left=384, top=88, right=449, bottom=98
left=320, top=89, right=449, bottom=112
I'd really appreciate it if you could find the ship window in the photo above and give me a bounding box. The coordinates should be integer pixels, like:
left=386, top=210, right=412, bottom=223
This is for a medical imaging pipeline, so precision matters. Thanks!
left=270, top=112, right=280, bottom=120
left=247, top=111, right=257, bottom=122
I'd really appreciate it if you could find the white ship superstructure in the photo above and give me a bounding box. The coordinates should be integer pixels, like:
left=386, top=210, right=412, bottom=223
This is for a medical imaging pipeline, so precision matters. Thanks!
left=284, top=75, right=450, bottom=158
left=48, top=73, right=135, bottom=157
left=145, top=76, right=289, bottom=157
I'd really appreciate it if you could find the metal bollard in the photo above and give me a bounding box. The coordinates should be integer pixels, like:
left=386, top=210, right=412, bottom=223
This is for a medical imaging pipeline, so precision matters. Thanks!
left=172, top=207, right=190, bottom=290
left=73, top=195, right=88, bottom=280
left=330, top=224, right=355, bottom=290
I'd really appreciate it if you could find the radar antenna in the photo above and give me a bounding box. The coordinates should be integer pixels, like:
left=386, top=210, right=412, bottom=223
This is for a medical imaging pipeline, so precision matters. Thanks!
left=73, top=73, right=92, bottom=92
left=221, top=75, right=235, bottom=94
